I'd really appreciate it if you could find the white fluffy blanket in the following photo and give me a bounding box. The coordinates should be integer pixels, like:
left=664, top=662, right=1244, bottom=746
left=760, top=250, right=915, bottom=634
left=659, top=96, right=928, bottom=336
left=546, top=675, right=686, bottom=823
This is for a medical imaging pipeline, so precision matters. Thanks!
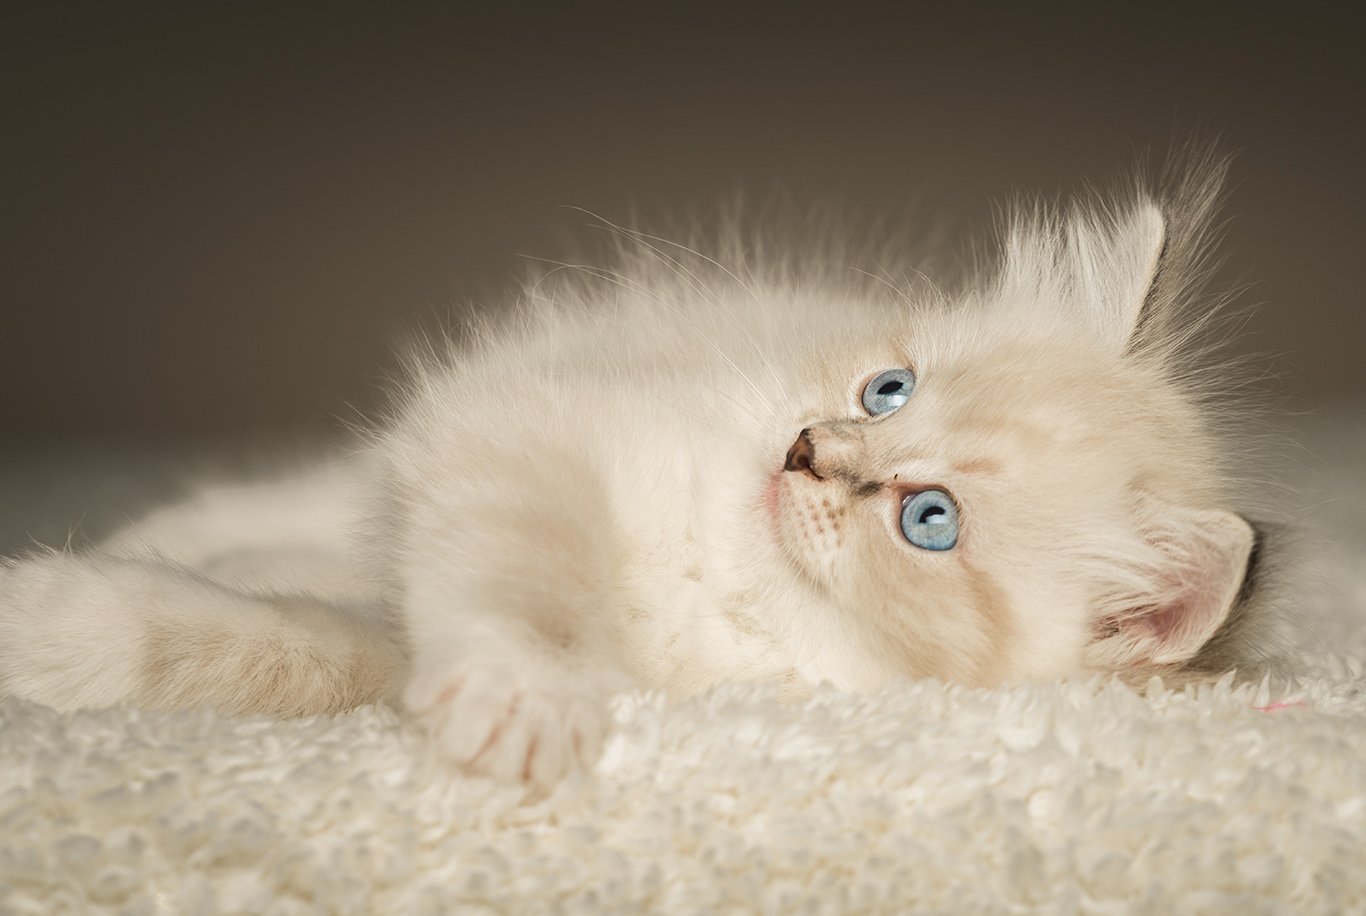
left=3, top=651, right=1363, bottom=912
left=2, top=420, right=1363, bottom=913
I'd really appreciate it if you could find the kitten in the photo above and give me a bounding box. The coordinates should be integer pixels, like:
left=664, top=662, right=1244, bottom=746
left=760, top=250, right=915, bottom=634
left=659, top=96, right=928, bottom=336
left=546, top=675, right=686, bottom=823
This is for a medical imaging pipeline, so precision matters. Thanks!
left=0, top=153, right=1273, bottom=790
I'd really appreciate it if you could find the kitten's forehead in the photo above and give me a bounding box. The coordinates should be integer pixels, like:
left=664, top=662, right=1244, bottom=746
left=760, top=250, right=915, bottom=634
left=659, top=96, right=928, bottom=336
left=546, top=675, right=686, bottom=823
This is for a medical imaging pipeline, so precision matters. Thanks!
left=905, top=322, right=1137, bottom=429
left=845, top=319, right=1189, bottom=489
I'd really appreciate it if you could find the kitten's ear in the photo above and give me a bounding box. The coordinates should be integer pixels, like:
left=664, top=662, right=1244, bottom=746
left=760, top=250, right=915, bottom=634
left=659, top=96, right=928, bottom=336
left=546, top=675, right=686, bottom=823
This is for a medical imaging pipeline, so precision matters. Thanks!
left=998, top=198, right=1166, bottom=353
left=1002, top=150, right=1229, bottom=355
left=1070, top=201, right=1166, bottom=353
left=1088, top=503, right=1256, bottom=669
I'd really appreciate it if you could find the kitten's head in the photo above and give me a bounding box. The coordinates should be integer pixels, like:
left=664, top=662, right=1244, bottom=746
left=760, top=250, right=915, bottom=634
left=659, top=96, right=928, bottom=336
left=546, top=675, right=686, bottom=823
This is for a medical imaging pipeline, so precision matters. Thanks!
left=766, top=158, right=1268, bottom=687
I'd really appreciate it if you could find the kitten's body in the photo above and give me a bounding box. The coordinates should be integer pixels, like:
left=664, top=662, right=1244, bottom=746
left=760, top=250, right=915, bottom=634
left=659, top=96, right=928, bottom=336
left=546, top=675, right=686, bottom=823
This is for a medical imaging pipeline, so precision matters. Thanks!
left=0, top=156, right=1274, bottom=789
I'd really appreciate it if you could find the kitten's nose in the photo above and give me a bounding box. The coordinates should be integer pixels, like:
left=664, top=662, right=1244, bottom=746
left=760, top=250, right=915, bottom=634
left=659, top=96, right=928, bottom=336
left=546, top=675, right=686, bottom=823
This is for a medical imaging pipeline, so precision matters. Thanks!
left=784, top=428, right=823, bottom=479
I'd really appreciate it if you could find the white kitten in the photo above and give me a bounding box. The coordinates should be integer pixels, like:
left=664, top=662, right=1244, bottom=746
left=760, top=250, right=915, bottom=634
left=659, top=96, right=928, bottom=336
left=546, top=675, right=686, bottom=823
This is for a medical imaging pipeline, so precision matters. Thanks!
left=0, top=154, right=1275, bottom=790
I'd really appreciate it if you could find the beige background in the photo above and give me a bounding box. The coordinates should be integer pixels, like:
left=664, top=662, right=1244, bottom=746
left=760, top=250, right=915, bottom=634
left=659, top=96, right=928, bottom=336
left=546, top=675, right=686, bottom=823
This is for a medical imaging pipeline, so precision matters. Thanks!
left=2, top=7, right=1362, bottom=444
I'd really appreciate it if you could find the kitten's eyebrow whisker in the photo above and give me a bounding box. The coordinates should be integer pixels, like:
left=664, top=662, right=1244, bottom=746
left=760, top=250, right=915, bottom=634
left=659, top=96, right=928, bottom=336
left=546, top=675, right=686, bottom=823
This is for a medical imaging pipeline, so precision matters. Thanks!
left=845, top=264, right=910, bottom=303
left=635, top=286, right=790, bottom=405
left=517, top=255, right=778, bottom=423
left=894, top=261, right=950, bottom=305
left=522, top=257, right=674, bottom=309
left=565, top=206, right=755, bottom=303
left=615, top=222, right=761, bottom=305
left=586, top=311, right=770, bottom=427
left=647, top=297, right=779, bottom=408
left=558, top=256, right=776, bottom=410
left=562, top=207, right=791, bottom=403
left=572, top=208, right=724, bottom=310
left=561, top=204, right=763, bottom=305
left=634, top=238, right=791, bottom=402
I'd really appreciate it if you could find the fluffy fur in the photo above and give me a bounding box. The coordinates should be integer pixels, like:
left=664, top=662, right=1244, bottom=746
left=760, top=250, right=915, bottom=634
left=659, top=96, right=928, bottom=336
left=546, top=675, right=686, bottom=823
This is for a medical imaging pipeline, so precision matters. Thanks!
left=0, top=152, right=1279, bottom=790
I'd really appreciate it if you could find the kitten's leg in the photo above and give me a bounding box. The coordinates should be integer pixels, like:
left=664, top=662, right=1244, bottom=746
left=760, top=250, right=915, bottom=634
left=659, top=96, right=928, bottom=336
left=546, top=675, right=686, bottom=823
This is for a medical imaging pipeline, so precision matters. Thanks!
left=0, top=551, right=404, bottom=715
left=395, top=452, right=633, bottom=791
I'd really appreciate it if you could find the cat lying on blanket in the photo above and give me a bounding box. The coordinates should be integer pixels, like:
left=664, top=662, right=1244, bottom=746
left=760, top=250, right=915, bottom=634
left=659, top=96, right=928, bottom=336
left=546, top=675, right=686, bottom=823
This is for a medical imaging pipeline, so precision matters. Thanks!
left=0, top=151, right=1277, bottom=790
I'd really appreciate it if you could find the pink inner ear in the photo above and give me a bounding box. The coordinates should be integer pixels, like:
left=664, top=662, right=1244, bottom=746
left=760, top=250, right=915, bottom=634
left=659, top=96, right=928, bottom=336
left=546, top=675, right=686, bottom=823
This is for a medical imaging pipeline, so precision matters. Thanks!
left=1092, top=597, right=1204, bottom=666
left=1123, top=568, right=1234, bottom=665
left=1143, top=600, right=1187, bottom=641
left=1088, top=507, right=1254, bottom=670
left=1091, top=594, right=1221, bottom=668
left=1140, top=590, right=1224, bottom=664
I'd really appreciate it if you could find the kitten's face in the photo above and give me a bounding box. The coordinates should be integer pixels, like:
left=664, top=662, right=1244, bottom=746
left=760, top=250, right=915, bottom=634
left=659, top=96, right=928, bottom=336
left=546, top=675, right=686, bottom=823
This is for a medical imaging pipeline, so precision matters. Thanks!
left=764, top=308, right=1228, bottom=687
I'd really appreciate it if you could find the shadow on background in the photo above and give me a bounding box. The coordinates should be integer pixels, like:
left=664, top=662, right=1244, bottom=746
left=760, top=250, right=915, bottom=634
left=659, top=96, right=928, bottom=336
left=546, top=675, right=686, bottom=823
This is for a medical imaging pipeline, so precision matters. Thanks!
left=3, top=6, right=1362, bottom=444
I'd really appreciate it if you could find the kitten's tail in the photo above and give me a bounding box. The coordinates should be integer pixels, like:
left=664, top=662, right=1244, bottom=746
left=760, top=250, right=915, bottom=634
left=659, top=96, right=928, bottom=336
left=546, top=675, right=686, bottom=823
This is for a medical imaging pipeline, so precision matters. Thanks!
left=0, top=551, right=405, bottom=717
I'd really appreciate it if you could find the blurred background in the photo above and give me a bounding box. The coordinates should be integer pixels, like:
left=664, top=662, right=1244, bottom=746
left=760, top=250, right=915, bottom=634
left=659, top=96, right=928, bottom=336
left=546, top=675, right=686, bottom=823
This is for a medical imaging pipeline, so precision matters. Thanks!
left=0, top=3, right=1360, bottom=442
left=4, top=5, right=1363, bottom=443
left=1, top=6, right=1363, bottom=552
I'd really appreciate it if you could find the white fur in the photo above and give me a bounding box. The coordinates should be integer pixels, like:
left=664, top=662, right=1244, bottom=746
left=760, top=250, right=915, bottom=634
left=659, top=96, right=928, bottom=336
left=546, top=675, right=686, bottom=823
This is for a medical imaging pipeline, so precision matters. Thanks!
left=0, top=157, right=1268, bottom=790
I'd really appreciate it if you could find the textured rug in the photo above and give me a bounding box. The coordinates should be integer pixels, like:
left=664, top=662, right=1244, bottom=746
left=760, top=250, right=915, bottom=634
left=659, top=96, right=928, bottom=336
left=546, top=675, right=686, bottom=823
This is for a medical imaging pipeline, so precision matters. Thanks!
left=1, top=413, right=1363, bottom=913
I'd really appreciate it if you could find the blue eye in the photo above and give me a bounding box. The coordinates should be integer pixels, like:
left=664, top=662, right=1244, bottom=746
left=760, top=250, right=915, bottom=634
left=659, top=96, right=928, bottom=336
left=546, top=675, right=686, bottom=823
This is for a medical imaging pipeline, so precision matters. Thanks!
left=861, top=368, right=916, bottom=416
left=900, top=490, right=959, bottom=551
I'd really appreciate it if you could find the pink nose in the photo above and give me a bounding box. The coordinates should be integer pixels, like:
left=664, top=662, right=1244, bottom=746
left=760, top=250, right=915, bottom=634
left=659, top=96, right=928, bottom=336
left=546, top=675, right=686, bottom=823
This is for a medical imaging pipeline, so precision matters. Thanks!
left=783, top=428, right=822, bottom=479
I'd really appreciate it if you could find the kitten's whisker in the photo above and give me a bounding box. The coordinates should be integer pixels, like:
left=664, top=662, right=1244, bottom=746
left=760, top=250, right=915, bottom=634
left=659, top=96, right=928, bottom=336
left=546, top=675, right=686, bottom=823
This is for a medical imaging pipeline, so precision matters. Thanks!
left=897, top=261, right=951, bottom=306
left=610, top=220, right=761, bottom=304
left=571, top=306, right=770, bottom=427
left=523, top=258, right=675, bottom=310
left=569, top=208, right=724, bottom=309
left=561, top=204, right=759, bottom=300
left=617, top=229, right=792, bottom=400
left=642, top=295, right=779, bottom=407
left=845, top=264, right=910, bottom=304
left=558, top=209, right=793, bottom=404
left=556, top=259, right=776, bottom=410
left=521, top=256, right=777, bottom=411
left=571, top=211, right=791, bottom=397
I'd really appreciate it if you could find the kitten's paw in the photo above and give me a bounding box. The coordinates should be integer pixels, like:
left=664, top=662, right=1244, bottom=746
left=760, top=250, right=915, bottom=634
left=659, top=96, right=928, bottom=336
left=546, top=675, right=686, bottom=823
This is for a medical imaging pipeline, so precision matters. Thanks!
left=403, top=660, right=610, bottom=791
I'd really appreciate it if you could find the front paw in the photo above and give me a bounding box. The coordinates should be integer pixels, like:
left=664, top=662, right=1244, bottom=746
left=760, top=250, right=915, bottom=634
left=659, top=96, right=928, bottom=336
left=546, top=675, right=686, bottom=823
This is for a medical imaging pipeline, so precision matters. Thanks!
left=403, top=659, right=610, bottom=791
